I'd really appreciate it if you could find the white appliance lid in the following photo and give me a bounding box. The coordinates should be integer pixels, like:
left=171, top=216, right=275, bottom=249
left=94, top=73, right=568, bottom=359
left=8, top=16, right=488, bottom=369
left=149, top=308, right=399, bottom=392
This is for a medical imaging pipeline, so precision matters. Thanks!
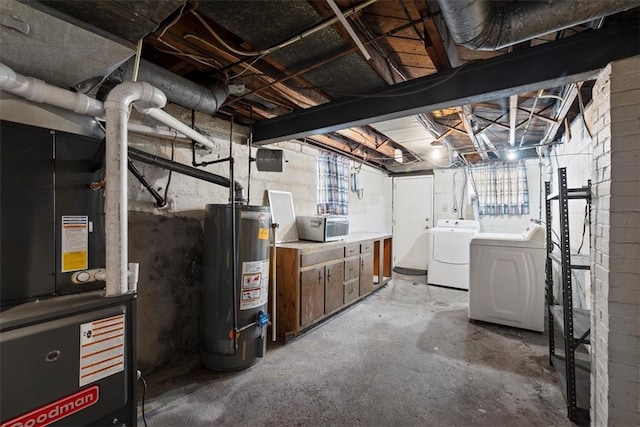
left=434, top=219, right=480, bottom=230
left=470, top=224, right=546, bottom=248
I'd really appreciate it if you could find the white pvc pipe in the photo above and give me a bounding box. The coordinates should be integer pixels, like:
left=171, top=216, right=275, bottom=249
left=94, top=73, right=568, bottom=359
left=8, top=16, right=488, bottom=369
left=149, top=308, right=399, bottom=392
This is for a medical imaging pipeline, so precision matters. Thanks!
left=104, top=82, right=166, bottom=296
left=0, top=63, right=104, bottom=117
left=137, top=106, right=216, bottom=149
left=0, top=62, right=222, bottom=295
left=127, top=122, right=189, bottom=141
left=0, top=63, right=215, bottom=150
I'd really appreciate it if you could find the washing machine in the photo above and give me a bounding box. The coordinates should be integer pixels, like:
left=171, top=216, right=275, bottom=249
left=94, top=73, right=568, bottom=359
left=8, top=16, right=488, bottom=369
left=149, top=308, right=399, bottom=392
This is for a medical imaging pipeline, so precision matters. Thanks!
left=427, top=219, right=480, bottom=290
left=468, top=224, right=546, bottom=332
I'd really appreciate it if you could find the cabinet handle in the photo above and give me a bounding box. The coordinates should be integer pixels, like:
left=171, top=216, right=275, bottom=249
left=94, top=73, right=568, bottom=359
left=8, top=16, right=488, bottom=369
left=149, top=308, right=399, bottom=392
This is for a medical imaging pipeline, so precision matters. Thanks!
left=361, top=259, right=364, bottom=271
left=318, top=271, right=321, bottom=284
left=327, top=269, right=331, bottom=281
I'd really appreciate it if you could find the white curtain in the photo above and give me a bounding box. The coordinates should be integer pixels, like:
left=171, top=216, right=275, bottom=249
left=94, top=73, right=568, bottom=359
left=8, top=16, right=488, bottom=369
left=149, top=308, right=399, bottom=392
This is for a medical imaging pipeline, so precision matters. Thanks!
left=470, top=161, right=529, bottom=216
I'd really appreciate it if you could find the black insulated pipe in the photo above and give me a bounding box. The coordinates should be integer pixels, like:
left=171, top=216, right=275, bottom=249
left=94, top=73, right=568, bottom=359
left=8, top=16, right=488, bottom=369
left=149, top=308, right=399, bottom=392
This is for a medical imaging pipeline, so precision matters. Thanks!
left=128, top=147, right=247, bottom=203
left=128, top=159, right=167, bottom=208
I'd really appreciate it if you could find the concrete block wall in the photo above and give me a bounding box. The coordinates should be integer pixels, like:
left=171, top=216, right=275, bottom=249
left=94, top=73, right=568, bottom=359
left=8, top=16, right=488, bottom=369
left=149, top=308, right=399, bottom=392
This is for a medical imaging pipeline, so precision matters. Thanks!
left=590, top=55, right=640, bottom=426
left=433, top=158, right=542, bottom=233
left=550, top=103, right=594, bottom=309
left=126, top=106, right=392, bottom=371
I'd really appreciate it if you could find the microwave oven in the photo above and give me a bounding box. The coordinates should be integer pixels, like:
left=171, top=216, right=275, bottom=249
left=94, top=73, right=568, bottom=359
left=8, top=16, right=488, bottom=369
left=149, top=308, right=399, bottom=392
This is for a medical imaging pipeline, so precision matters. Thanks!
left=296, top=216, right=349, bottom=242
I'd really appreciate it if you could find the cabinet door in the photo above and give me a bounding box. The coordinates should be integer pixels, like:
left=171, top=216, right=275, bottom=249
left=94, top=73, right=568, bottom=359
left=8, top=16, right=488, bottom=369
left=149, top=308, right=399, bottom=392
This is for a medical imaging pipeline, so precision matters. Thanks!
left=325, top=261, right=344, bottom=314
left=359, top=252, right=374, bottom=295
left=300, top=267, right=324, bottom=326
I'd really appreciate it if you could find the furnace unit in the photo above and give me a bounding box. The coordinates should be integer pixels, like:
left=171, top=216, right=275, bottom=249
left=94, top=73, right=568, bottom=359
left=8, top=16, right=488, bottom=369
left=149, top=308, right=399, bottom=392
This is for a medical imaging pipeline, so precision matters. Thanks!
left=0, top=120, right=137, bottom=426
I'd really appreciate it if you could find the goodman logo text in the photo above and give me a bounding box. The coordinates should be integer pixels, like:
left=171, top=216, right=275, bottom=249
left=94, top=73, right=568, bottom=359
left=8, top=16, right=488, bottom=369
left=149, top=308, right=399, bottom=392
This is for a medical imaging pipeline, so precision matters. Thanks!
left=1, top=386, right=99, bottom=427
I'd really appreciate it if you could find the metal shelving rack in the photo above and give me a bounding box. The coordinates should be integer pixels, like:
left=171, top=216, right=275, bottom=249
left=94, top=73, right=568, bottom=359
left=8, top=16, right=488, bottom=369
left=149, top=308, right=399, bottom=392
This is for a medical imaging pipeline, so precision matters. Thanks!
left=545, top=167, right=592, bottom=425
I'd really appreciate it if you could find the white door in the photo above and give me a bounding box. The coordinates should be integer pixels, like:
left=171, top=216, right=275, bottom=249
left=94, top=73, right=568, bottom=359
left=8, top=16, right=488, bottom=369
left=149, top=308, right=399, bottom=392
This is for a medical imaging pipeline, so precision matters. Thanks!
left=393, top=175, right=433, bottom=271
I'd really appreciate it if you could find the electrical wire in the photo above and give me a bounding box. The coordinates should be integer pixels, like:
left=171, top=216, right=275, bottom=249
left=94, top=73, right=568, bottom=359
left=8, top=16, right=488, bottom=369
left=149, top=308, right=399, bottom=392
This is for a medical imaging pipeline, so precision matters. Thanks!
left=163, top=136, right=176, bottom=204
left=158, top=1, right=187, bottom=40
left=189, top=0, right=378, bottom=58
left=226, top=55, right=267, bottom=80
left=577, top=202, right=589, bottom=254
left=140, top=373, right=148, bottom=427
left=576, top=88, right=593, bottom=139
left=155, top=2, right=226, bottom=69
left=153, top=43, right=224, bottom=68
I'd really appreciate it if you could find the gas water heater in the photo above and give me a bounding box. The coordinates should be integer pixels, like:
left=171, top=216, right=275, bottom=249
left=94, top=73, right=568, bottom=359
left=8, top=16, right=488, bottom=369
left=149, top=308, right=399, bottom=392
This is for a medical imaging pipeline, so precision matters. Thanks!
left=200, top=204, right=271, bottom=371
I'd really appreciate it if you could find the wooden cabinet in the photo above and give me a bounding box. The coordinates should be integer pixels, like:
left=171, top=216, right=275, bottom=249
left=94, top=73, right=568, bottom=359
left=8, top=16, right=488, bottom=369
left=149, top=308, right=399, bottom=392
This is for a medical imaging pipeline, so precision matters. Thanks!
left=359, top=250, right=374, bottom=295
left=324, top=261, right=344, bottom=314
left=300, top=267, right=324, bottom=327
left=275, top=234, right=392, bottom=341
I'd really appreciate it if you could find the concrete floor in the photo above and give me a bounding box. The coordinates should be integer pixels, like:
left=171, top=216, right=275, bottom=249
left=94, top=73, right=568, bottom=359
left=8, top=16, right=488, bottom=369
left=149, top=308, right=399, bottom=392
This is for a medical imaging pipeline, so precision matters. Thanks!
left=139, top=274, right=572, bottom=426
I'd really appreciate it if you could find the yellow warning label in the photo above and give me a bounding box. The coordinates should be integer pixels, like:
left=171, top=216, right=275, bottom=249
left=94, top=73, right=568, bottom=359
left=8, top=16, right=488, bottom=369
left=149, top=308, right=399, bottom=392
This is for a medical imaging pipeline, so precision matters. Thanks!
left=258, top=228, right=269, bottom=240
left=63, top=251, right=88, bottom=271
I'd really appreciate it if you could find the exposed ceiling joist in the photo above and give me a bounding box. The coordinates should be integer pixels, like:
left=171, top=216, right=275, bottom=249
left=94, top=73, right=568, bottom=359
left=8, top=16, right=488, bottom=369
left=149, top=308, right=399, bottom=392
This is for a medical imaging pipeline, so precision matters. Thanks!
left=252, top=20, right=639, bottom=145
left=516, top=107, right=558, bottom=125
left=509, top=95, right=518, bottom=146
left=540, top=83, right=581, bottom=144
left=457, top=106, right=487, bottom=160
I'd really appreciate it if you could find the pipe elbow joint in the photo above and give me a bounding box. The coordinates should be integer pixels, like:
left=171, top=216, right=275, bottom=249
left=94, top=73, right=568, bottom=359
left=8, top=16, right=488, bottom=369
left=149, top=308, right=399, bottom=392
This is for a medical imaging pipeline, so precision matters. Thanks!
left=105, top=82, right=167, bottom=113
left=0, top=63, right=19, bottom=90
left=135, top=82, right=167, bottom=110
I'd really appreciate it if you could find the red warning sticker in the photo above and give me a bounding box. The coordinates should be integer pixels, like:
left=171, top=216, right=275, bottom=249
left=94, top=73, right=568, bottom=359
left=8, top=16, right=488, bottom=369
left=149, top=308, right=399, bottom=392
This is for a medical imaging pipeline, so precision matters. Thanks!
left=1, top=385, right=99, bottom=427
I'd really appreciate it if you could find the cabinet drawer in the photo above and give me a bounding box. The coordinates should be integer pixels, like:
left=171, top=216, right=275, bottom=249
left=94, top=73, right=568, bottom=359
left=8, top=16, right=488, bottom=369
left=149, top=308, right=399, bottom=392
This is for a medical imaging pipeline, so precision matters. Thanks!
left=344, top=278, right=359, bottom=305
left=361, top=241, right=373, bottom=253
left=300, top=248, right=344, bottom=267
left=344, top=243, right=360, bottom=257
left=344, top=258, right=359, bottom=281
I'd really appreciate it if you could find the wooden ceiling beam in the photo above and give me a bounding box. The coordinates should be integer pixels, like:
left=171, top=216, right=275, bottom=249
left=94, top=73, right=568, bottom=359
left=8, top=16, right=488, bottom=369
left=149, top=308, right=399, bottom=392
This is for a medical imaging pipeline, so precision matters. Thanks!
left=149, top=7, right=397, bottom=161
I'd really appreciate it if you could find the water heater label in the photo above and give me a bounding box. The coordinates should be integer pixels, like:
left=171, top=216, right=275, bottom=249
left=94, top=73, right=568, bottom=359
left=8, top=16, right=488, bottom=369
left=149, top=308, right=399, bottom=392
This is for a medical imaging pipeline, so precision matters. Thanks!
left=79, top=315, right=125, bottom=387
left=258, top=228, right=269, bottom=240
left=61, top=216, right=88, bottom=272
left=240, top=259, right=269, bottom=310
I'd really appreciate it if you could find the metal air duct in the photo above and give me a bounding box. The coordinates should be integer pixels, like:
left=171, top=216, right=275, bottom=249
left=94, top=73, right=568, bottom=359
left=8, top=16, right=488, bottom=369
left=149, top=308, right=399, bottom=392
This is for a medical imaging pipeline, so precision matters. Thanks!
left=113, top=59, right=229, bottom=114
left=436, top=0, right=640, bottom=50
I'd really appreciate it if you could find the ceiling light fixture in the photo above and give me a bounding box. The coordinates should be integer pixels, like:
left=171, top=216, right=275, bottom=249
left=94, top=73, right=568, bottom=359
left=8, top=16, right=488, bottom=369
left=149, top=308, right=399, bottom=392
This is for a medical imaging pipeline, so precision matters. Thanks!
left=507, top=150, right=518, bottom=160
left=432, top=146, right=443, bottom=160
left=394, top=148, right=403, bottom=163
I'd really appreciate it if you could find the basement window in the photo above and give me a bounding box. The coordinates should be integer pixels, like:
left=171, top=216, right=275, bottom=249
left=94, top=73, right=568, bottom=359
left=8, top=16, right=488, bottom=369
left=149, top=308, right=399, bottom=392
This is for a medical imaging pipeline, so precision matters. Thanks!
left=470, top=161, right=530, bottom=216
left=317, top=152, right=349, bottom=215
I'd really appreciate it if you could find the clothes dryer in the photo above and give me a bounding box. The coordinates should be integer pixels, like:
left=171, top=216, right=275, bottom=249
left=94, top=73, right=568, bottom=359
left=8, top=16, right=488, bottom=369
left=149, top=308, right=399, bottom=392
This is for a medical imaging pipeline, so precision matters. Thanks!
left=427, top=220, right=480, bottom=290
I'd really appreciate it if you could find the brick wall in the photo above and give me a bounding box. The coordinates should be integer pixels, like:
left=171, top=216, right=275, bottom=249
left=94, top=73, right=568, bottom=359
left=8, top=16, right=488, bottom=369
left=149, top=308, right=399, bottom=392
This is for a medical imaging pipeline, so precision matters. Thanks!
left=551, top=103, right=594, bottom=309
left=590, top=55, right=640, bottom=426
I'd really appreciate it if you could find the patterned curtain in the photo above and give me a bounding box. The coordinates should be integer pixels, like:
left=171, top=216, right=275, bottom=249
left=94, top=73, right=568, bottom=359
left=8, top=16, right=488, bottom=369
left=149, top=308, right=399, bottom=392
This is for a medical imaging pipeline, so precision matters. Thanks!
left=317, top=152, right=349, bottom=215
left=470, top=161, right=529, bottom=216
